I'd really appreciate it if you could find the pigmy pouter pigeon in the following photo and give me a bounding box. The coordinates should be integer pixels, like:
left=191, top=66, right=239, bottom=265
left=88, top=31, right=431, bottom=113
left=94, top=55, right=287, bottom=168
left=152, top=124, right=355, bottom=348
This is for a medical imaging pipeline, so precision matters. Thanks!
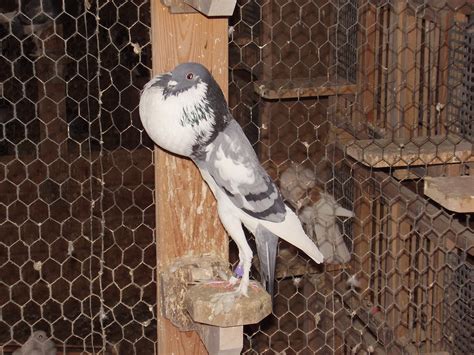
left=139, top=62, right=324, bottom=297
left=13, top=330, right=56, bottom=355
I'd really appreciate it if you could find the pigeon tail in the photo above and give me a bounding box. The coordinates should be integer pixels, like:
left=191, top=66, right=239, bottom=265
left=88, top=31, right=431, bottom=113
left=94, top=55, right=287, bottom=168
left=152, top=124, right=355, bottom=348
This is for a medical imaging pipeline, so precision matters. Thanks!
left=255, top=224, right=279, bottom=298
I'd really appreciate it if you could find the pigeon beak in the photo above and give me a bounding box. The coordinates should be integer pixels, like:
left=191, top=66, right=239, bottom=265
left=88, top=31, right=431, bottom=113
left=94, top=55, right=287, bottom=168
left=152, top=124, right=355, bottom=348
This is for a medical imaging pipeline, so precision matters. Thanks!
left=168, top=80, right=177, bottom=88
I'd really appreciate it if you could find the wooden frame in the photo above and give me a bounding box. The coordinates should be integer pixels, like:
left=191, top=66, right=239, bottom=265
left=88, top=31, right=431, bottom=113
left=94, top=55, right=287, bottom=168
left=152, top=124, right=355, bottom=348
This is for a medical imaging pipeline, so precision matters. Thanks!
left=150, top=1, right=229, bottom=353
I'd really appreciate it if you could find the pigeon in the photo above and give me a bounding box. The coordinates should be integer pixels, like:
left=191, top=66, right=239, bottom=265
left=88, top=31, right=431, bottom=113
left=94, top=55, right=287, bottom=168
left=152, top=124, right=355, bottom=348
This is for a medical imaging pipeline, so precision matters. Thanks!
left=278, top=164, right=353, bottom=264
left=139, top=62, right=324, bottom=297
left=13, top=330, right=56, bottom=355
left=299, top=192, right=353, bottom=263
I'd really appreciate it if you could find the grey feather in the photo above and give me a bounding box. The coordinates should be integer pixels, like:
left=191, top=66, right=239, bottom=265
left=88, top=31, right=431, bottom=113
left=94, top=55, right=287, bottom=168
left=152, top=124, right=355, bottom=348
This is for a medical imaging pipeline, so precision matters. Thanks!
left=254, top=224, right=279, bottom=296
left=195, top=120, right=286, bottom=223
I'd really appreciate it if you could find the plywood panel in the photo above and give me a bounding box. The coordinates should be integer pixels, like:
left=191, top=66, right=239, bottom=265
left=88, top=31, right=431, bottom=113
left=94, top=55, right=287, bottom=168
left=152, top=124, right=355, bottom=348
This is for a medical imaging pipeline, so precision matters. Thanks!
left=151, top=1, right=229, bottom=353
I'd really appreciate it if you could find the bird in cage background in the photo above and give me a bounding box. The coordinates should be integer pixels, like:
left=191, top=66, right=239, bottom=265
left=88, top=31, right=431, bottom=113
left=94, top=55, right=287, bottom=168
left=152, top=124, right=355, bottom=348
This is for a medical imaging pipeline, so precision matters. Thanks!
left=279, top=162, right=353, bottom=264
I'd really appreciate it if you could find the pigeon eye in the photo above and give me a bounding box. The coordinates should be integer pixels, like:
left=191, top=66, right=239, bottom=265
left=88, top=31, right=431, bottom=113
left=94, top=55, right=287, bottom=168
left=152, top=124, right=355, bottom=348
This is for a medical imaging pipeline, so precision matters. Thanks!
left=186, top=73, right=194, bottom=80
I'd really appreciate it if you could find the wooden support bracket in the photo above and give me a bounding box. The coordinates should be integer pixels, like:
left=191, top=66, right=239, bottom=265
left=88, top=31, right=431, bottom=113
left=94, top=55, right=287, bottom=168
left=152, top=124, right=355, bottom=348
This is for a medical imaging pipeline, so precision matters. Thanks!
left=196, top=325, right=244, bottom=355
left=162, top=0, right=237, bottom=17
left=161, top=255, right=272, bottom=354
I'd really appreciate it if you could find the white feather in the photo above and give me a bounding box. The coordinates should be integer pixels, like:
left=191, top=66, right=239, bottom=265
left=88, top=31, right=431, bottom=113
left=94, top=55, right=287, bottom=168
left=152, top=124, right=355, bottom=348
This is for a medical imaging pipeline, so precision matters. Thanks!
left=199, top=151, right=324, bottom=266
left=139, top=79, right=213, bottom=157
left=240, top=204, right=324, bottom=264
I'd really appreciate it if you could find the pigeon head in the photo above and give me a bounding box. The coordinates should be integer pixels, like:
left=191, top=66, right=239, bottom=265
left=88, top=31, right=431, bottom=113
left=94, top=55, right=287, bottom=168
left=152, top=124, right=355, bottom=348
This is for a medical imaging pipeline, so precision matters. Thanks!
left=157, top=62, right=213, bottom=97
left=139, top=62, right=230, bottom=158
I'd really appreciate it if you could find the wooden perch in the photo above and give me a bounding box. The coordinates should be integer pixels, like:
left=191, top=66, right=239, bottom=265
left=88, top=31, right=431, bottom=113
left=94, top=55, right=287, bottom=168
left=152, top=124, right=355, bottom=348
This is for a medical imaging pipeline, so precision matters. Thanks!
left=392, top=167, right=426, bottom=180
left=161, top=255, right=271, bottom=354
left=424, top=176, right=474, bottom=213
left=185, top=281, right=271, bottom=327
left=161, top=255, right=232, bottom=331
left=161, top=255, right=271, bottom=329
left=344, top=134, right=473, bottom=168
left=254, top=77, right=357, bottom=99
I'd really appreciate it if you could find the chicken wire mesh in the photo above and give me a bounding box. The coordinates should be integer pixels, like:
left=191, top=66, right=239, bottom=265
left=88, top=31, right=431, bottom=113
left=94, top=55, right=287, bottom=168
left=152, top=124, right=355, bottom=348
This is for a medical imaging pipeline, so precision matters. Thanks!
left=228, top=0, right=473, bottom=354
left=1, top=0, right=473, bottom=354
left=447, top=14, right=473, bottom=143
left=0, top=0, right=155, bottom=353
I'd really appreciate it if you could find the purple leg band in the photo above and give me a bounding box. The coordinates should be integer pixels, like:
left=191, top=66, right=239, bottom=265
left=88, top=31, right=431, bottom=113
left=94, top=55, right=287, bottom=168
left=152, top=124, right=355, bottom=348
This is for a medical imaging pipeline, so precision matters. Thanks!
left=233, top=264, right=244, bottom=278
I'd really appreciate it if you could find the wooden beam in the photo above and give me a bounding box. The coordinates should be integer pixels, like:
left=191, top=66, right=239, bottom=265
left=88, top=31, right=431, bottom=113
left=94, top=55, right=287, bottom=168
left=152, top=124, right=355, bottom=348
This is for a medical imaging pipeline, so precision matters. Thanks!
left=151, top=1, right=229, bottom=353
left=389, top=0, right=407, bottom=137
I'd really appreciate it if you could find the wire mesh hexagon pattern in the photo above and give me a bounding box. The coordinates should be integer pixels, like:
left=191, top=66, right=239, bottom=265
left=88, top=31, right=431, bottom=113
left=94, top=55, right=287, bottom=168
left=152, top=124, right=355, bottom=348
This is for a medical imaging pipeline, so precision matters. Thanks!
left=228, top=0, right=473, bottom=354
left=1, top=0, right=473, bottom=354
left=1, top=0, right=155, bottom=354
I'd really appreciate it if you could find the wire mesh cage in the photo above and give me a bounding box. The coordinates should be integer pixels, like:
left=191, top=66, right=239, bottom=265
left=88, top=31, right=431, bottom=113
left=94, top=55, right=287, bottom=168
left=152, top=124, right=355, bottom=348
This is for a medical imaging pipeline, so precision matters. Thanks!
left=1, top=0, right=473, bottom=354
left=1, top=0, right=155, bottom=353
left=228, top=0, right=473, bottom=353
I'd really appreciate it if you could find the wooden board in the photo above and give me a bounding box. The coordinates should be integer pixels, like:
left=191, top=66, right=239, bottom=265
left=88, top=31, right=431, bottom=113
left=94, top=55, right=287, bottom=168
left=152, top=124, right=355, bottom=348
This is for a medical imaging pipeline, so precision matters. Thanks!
left=254, top=77, right=357, bottom=99
left=151, top=1, right=229, bottom=353
left=424, top=176, right=474, bottom=213
left=344, top=134, right=473, bottom=168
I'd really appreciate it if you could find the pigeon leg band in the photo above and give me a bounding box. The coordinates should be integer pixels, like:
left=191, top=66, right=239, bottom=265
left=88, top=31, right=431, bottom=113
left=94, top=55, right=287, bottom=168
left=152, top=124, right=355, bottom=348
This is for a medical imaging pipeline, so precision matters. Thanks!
left=233, top=264, right=244, bottom=278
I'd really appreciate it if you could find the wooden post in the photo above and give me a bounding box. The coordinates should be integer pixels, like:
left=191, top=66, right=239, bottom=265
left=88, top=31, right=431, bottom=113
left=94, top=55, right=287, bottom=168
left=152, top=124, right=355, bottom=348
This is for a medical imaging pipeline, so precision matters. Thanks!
left=150, top=1, right=229, bottom=353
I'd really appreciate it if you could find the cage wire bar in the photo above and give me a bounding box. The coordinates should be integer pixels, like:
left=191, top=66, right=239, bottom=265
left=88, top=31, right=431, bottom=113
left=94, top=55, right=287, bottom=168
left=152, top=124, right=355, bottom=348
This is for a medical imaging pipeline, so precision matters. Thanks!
left=1, top=0, right=473, bottom=354
left=0, top=0, right=156, bottom=354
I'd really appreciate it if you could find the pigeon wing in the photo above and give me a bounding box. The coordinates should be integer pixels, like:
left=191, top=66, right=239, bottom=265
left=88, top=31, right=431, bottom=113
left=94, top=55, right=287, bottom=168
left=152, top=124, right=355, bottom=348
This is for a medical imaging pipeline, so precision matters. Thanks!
left=195, top=119, right=324, bottom=265
left=196, top=119, right=286, bottom=223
